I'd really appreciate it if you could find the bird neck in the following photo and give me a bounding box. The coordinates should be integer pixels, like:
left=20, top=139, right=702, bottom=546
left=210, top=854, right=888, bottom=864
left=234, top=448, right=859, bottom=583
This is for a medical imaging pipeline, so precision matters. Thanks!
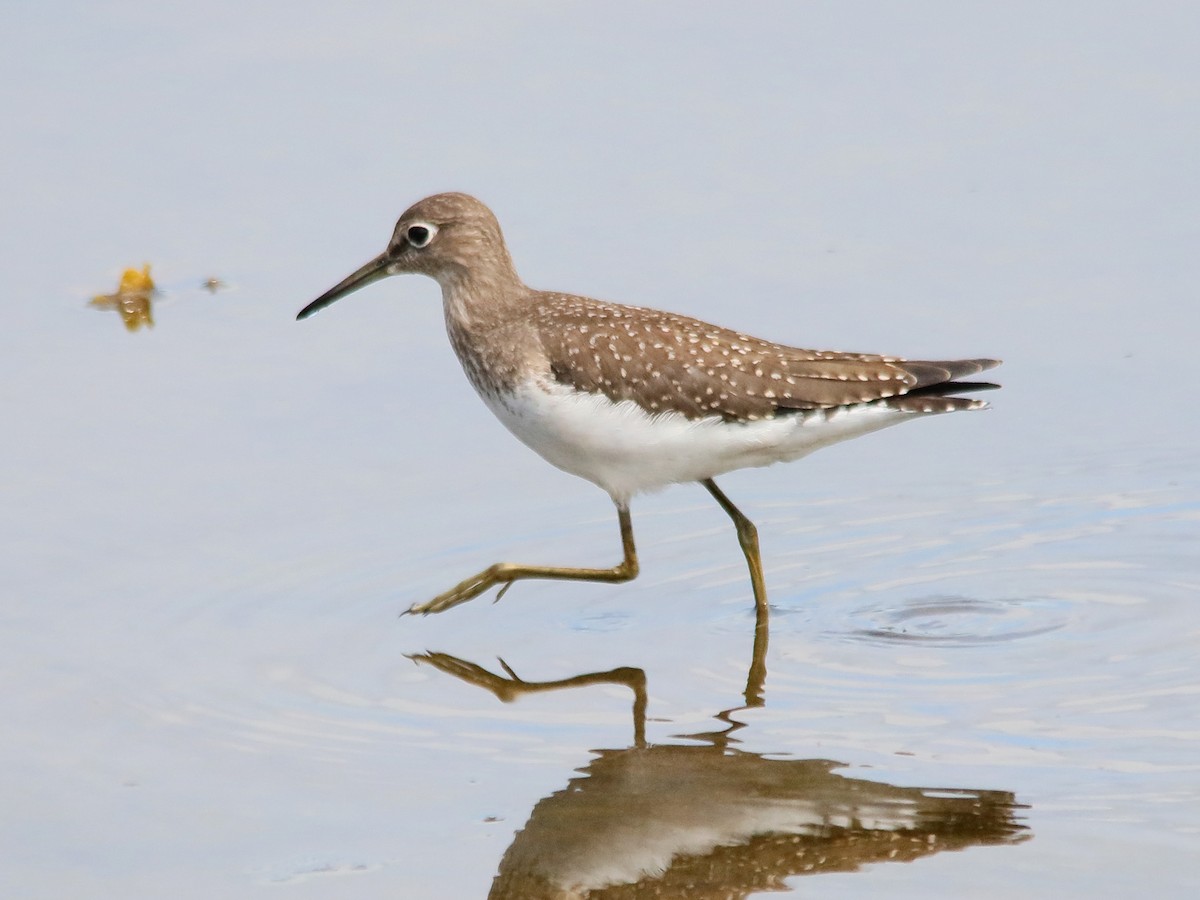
left=441, top=274, right=540, bottom=399
left=439, top=260, right=528, bottom=335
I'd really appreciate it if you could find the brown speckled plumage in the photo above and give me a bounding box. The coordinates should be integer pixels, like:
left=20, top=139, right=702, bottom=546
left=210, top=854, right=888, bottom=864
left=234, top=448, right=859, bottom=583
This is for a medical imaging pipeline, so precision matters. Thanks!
left=358, top=193, right=998, bottom=420
left=530, top=292, right=997, bottom=421
left=300, top=190, right=999, bottom=433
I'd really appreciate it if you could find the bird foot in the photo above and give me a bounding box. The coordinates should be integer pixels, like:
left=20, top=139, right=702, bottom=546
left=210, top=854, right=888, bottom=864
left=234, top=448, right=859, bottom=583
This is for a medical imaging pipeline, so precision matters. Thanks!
left=403, top=565, right=512, bottom=616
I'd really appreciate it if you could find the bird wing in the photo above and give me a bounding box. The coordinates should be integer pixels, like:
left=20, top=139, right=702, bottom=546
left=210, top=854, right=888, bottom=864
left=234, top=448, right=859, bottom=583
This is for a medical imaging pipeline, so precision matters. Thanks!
left=532, top=294, right=999, bottom=421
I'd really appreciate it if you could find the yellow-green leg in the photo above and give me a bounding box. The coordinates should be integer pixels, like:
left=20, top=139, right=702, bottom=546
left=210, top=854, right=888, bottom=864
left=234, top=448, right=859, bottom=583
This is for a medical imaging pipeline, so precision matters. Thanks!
left=701, top=478, right=769, bottom=614
left=405, top=502, right=639, bottom=616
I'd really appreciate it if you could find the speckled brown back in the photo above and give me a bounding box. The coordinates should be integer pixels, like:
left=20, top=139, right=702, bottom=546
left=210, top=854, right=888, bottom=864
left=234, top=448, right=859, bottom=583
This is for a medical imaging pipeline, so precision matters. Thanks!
left=531, top=293, right=998, bottom=421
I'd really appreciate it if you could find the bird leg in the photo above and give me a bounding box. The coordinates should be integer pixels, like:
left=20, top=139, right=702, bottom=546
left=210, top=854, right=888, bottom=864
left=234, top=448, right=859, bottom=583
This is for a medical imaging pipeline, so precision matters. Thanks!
left=701, top=478, right=769, bottom=613
left=405, top=503, right=639, bottom=615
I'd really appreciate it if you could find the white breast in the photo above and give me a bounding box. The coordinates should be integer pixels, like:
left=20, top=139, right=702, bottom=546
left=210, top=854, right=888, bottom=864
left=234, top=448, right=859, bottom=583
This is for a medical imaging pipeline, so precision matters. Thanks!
left=479, top=379, right=913, bottom=502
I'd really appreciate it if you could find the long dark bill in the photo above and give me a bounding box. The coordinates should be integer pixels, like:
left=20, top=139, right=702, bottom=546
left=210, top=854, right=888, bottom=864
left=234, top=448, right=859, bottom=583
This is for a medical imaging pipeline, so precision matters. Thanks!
left=296, top=251, right=392, bottom=320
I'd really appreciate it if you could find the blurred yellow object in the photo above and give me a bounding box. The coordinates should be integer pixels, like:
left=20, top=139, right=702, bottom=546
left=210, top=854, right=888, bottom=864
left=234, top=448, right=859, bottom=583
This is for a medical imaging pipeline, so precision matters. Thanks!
left=116, top=265, right=155, bottom=295
left=90, top=264, right=156, bottom=331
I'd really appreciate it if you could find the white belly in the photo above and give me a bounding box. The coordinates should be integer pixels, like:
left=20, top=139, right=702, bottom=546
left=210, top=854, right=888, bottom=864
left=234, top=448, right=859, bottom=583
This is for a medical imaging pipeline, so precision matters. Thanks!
left=480, top=379, right=912, bottom=502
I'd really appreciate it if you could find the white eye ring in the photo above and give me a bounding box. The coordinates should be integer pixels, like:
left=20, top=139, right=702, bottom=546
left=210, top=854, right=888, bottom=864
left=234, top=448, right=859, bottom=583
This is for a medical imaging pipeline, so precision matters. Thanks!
left=406, top=222, right=437, bottom=248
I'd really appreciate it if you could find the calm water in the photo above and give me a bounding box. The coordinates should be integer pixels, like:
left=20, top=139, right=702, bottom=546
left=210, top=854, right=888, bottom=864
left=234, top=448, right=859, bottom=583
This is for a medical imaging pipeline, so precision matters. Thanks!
left=3, top=3, right=1199, bottom=897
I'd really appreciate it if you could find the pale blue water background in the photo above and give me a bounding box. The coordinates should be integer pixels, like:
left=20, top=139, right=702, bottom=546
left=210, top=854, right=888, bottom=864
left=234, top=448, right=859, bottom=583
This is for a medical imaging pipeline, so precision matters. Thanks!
left=2, top=2, right=1198, bottom=897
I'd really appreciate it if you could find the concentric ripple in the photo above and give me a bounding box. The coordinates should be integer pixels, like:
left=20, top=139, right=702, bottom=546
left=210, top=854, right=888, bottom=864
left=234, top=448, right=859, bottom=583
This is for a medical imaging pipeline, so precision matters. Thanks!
left=842, top=594, right=1068, bottom=646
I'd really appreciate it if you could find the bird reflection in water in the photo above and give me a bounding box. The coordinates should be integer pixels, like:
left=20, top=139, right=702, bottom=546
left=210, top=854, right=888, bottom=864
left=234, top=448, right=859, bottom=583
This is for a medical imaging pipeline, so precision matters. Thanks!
left=410, top=614, right=1028, bottom=897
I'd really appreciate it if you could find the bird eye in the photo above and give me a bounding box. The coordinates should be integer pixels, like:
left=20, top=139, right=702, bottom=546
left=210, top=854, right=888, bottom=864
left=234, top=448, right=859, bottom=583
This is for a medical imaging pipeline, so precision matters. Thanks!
left=406, top=223, right=437, bottom=248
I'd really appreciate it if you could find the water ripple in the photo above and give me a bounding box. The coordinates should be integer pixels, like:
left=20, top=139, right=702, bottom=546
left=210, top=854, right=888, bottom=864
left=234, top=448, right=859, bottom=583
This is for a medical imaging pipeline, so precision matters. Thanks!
left=841, top=595, right=1067, bottom=646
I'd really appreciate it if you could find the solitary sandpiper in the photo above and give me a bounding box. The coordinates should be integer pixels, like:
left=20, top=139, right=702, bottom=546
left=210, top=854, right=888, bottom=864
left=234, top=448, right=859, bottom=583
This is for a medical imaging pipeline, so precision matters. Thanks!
left=297, top=193, right=999, bottom=616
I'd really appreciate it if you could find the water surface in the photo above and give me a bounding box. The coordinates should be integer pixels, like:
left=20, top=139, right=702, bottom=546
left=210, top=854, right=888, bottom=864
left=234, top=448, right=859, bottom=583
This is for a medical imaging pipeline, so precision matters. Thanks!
left=3, top=3, right=1198, bottom=897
